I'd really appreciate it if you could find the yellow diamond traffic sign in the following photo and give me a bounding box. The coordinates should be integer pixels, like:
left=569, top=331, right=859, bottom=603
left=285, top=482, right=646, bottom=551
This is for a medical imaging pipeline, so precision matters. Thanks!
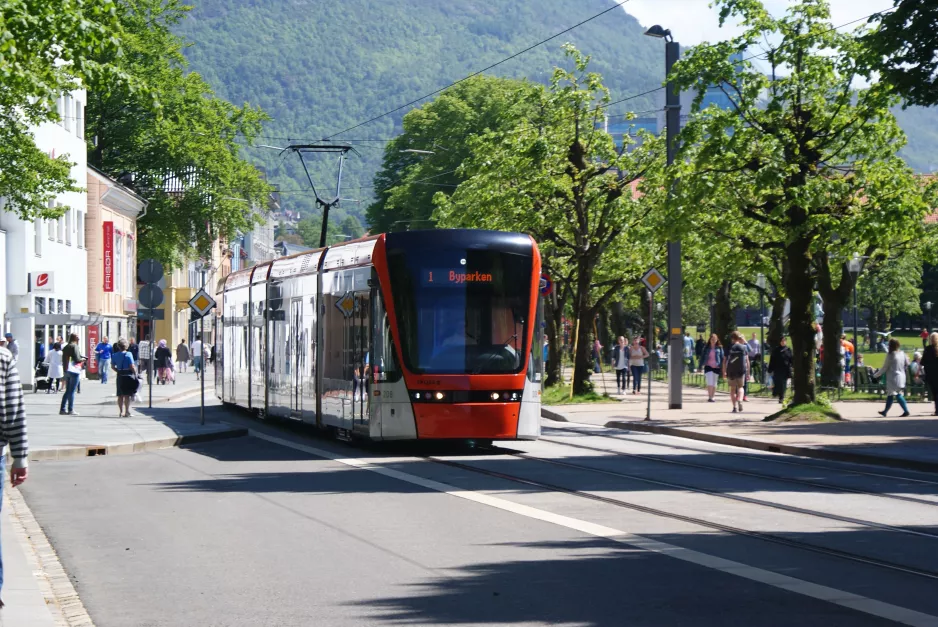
left=641, top=267, right=667, bottom=293
left=335, top=291, right=355, bottom=318
left=188, top=288, right=216, bottom=318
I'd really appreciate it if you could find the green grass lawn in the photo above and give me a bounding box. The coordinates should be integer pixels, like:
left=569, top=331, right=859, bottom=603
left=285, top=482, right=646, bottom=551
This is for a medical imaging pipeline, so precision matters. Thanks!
left=541, top=384, right=618, bottom=405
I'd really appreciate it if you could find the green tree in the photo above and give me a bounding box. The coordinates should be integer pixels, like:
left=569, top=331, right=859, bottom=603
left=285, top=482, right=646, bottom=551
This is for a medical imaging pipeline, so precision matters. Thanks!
left=368, top=75, right=539, bottom=232
left=858, top=250, right=924, bottom=346
left=863, top=1, right=938, bottom=107
left=670, top=0, right=932, bottom=405
left=87, top=0, right=270, bottom=266
left=338, top=215, right=365, bottom=239
left=0, top=0, right=125, bottom=219
left=435, top=46, right=664, bottom=394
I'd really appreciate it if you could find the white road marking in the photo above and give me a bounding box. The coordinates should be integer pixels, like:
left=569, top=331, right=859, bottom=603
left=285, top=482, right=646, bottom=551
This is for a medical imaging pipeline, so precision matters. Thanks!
left=250, top=431, right=938, bottom=627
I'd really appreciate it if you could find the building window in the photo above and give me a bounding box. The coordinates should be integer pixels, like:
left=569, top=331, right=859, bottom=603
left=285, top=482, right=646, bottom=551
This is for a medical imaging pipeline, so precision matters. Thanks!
left=65, top=208, right=72, bottom=245
left=35, top=298, right=46, bottom=315
left=57, top=299, right=64, bottom=314
left=114, top=231, right=123, bottom=294
left=77, top=212, right=84, bottom=248
left=34, top=218, right=42, bottom=256
left=47, top=201, right=55, bottom=240
left=57, top=95, right=65, bottom=126
left=56, top=204, right=64, bottom=242
left=125, top=236, right=134, bottom=295
left=63, top=94, right=72, bottom=132
left=65, top=300, right=71, bottom=314
left=76, top=101, right=84, bottom=139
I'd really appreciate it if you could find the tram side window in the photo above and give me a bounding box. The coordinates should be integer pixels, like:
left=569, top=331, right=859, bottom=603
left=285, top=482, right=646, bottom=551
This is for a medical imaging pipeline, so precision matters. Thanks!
left=371, top=285, right=400, bottom=383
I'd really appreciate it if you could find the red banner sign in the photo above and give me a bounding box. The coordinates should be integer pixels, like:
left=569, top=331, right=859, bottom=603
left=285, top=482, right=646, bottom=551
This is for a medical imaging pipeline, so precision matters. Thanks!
left=87, top=325, right=99, bottom=375
left=103, top=221, right=114, bottom=292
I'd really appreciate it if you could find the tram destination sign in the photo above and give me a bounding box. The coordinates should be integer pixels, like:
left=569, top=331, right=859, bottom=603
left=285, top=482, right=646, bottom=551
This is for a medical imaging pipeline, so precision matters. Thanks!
left=421, top=268, right=494, bottom=287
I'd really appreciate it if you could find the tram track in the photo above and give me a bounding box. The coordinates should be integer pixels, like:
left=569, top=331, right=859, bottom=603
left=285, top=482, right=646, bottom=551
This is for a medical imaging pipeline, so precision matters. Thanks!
left=546, top=424, right=938, bottom=488
left=537, top=434, right=938, bottom=509
left=425, top=453, right=938, bottom=582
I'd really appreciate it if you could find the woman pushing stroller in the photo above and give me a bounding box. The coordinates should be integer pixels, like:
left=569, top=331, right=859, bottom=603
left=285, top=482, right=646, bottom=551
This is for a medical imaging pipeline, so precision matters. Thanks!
left=154, top=339, right=175, bottom=385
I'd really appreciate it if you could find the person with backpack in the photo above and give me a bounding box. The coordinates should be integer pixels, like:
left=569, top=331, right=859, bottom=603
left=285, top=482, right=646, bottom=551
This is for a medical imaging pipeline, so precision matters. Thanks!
left=723, top=331, right=750, bottom=413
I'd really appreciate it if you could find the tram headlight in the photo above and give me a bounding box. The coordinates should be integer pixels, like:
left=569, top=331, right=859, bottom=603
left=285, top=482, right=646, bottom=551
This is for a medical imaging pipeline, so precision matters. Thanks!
left=435, top=392, right=445, bottom=401
left=490, top=392, right=501, bottom=401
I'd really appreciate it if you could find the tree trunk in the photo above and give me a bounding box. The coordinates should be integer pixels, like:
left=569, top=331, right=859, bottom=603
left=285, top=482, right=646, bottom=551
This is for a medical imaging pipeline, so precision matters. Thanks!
left=767, top=293, right=786, bottom=350
left=785, top=239, right=816, bottom=405
left=816, top=254, right=855, bottom=387
left=714, top=281, right=736, bottom=349
left=544, top=291, right=563, bottom=387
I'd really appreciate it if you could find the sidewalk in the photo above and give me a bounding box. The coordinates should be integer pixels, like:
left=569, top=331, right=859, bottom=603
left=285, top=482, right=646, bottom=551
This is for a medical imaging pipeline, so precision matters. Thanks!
left=543, top=372, right=938, bottom=473
left=25, top=369, right=246, bottom=462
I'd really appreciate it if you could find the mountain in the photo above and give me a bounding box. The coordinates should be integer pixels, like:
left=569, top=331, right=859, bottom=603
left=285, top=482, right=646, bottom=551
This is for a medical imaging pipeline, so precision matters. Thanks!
left=174, top=0, right=664, bottom=227
left=175, top=0, right=938, bottom=228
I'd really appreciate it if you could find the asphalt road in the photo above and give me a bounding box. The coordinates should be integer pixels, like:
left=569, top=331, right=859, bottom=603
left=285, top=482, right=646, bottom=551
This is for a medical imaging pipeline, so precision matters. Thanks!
left=20, top=415, right=938, bottom=626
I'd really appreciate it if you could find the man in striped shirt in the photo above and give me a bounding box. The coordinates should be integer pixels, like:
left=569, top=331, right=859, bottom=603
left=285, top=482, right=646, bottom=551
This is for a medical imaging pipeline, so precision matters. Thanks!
left=0, top=345, right=29, bottom=607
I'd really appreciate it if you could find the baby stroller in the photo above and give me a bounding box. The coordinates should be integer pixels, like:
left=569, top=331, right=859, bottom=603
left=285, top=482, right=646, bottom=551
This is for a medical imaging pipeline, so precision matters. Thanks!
left=34, top=362, right=53, bottom=393
left=158, top=360, right=175, bottom=385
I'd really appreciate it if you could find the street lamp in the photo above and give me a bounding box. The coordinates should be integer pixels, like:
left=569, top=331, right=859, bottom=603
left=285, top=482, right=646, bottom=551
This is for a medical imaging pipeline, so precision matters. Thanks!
left=847, top=253, right=864, bottom=392
left=645, top=24, right=683, bottom=409
left=926, top=301, right=933, bottom=337
left=757, top=274, right=766, bottom=383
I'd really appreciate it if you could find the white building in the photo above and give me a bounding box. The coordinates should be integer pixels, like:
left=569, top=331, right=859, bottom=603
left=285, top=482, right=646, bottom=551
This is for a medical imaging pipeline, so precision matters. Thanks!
left=1, top=89, right=91, bottom=387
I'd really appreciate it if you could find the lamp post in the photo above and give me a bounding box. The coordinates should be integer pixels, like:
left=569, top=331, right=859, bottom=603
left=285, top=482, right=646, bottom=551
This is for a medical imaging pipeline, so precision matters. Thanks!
left=847, top=253, right=863, bottom=393
left=645, top=24, right=683, bottom=409
left=757, top=274, right=766, bottom=383
left=927, top=301, right=933, bottom=337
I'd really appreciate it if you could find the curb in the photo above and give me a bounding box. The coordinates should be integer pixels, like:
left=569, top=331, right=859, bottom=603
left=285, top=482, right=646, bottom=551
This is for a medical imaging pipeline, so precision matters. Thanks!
left=603, top=419, right=938, bottom=475
left=540, top=407, right=569, bottom=422
left=92, top=385, right=214, bottom=406
left=28, top=425, right=248, bottom=462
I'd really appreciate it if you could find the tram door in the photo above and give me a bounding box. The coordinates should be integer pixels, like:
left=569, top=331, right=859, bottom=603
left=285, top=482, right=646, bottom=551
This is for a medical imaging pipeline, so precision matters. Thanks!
left=348, top=289, right=371, bottom=434
left=290, top=298, right=303, bottom=414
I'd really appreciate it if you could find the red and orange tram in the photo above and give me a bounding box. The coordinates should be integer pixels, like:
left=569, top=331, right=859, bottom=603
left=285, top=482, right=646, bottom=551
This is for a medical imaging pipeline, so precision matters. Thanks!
left=216, top=229, right=543, bottom=441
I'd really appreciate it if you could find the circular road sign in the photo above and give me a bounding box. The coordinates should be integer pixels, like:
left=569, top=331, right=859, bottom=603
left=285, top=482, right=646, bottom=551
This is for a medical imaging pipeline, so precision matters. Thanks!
left=138, top=259, right=164, bottom=285
left=138, top=284, right=164, bottom=309
left=540, top=273, right=553, bottom=296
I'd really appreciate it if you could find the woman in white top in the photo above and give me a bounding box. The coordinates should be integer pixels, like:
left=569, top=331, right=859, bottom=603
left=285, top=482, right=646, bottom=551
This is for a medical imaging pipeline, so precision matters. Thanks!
left=628, top=337, right=649, bottom=395
left=44, top=341, right=64, bottom=393
left=611, top=336, right=630, bottom=394
left=875, top=338, right=910, bottom=417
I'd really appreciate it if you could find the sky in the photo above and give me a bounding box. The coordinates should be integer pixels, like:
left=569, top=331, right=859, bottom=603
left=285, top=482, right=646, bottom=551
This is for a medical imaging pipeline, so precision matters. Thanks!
left=622, top=0, right=893, bottom=47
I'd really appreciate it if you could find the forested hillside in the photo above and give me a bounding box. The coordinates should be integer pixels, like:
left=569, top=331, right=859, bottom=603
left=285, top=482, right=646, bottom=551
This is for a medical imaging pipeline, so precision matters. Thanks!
left=175, top=0, right=664, bottom=228
left=176, top=0, right=938, bottom=229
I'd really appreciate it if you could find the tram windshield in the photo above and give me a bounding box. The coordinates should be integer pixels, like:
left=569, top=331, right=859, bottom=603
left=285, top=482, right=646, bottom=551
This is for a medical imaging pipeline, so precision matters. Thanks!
left=387, top=248, right=532, bottom=375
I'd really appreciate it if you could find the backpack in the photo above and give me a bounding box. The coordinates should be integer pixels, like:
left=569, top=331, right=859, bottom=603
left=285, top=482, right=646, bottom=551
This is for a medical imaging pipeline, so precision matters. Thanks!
left=726, top=344, right=747, bottom=378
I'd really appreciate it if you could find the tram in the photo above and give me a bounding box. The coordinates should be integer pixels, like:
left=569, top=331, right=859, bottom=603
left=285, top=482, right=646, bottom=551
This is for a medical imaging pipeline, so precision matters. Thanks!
left=216, top=229, right=543, bottom=441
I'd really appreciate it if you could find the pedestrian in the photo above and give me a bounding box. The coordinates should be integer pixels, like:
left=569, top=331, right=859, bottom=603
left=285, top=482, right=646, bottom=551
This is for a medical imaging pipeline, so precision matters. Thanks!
left=59, top=334, right=84, bottom=415
left=910, top=352, right=923, bottom=385
left=155, top=340, right=173, bottom=384
left=542, top=338, right=548, bottom=372
left=768, top=336, right=793, bottom=403
left=695, top=334, right=706, bottom=372
left=612, top=336, right=630, bottom=394
left=628, top=337, right=649, bottom=395
left=701, top=333, right=724, bottom=402
left=0, top=340, right=30, bottom=609
left=127, top=336, right=139, bottom=362
left=3, top=333, right=18, bottom=366
left=591, top=338, right=602, bottom=374
left=94, top=335, right=112, bottom=384
left=191, top=336, right=203, bottom=380
left=921, top=333, right=938, bottom=416
left=875, top=338, right=910, bottom=417
left=723, top=331, right=750, bottom=413
left=43, top=342, right=64, bottom=393
left=921, top=328, right=929, bottom=349
left=683, top=329, right=695, bottom=372
left=209, top=343, right=216, bottom=366
left=112, top=339, right=139, bottom=417
left=176, top=339, right=190, bottom=373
